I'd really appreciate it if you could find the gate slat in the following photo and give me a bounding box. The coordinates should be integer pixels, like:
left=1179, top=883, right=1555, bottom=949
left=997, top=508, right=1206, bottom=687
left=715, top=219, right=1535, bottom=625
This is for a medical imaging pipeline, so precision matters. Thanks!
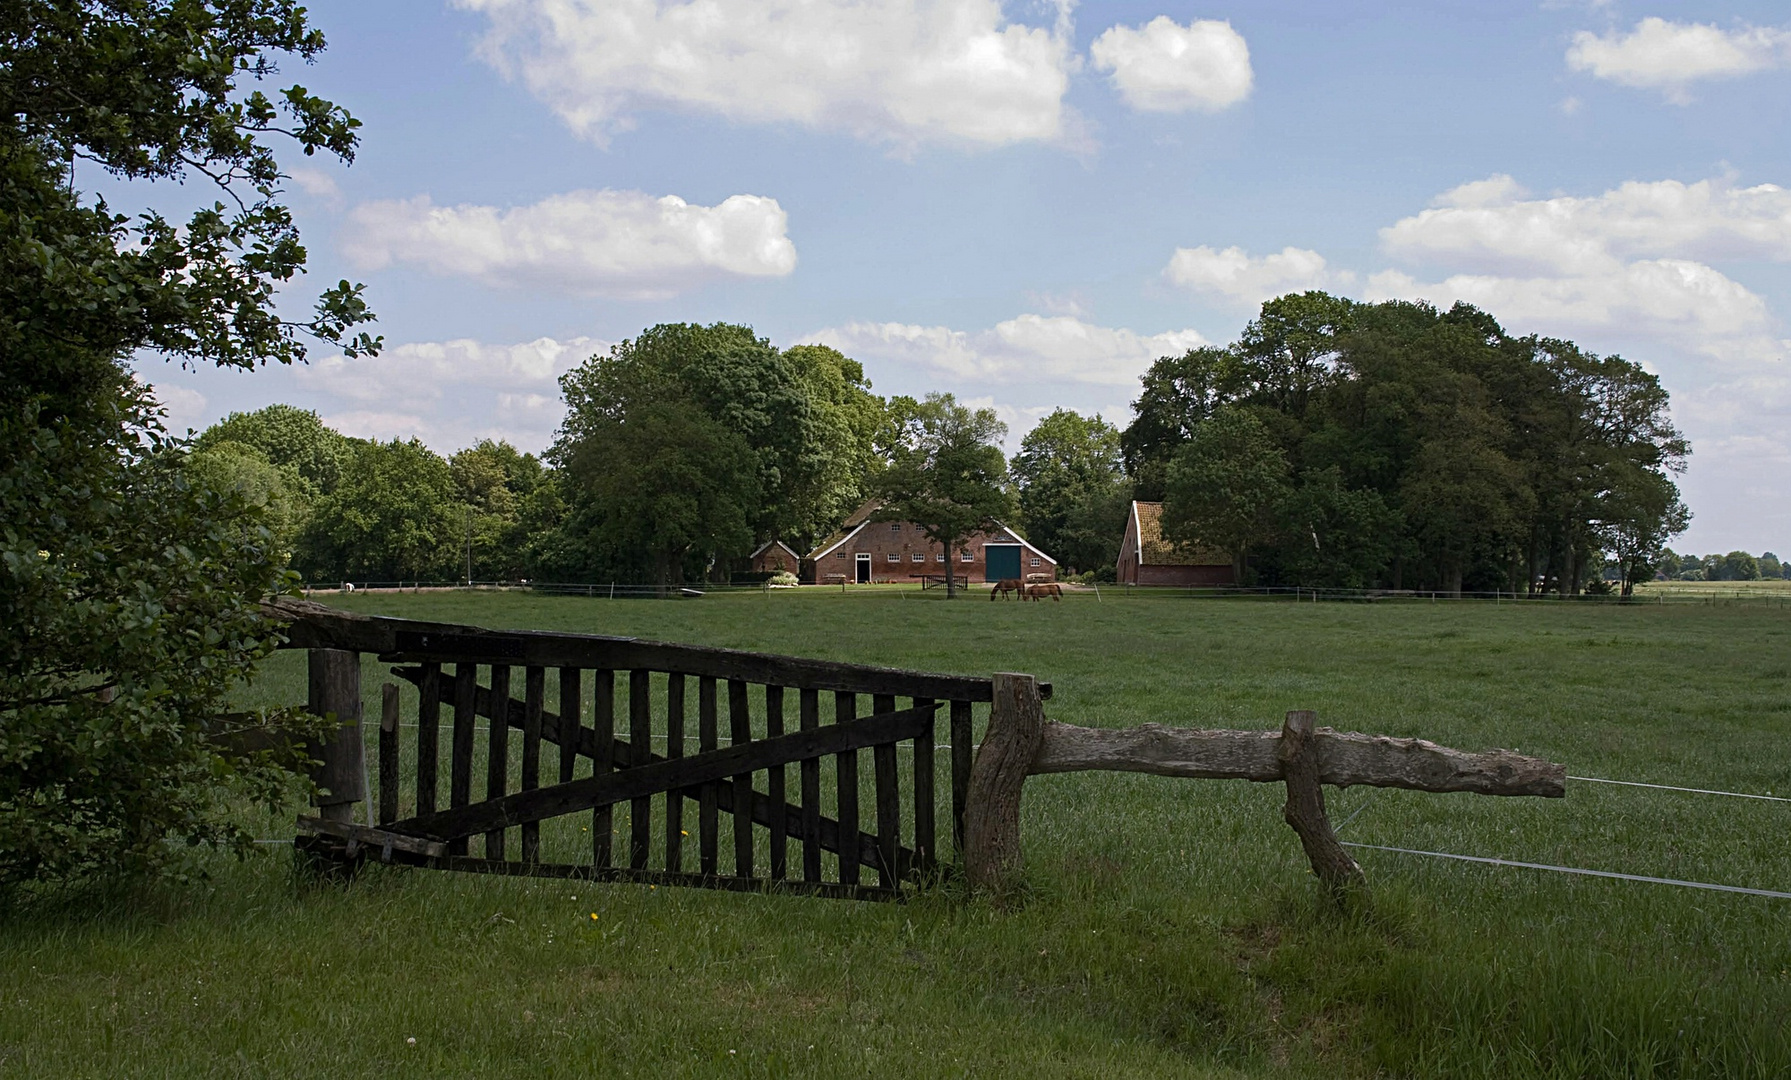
left=951, top=699, right=973, bottom=853
left=378, top=682, right=400, bottom=825
left=665, top=674, right=685, bottom=872
left=912, top=697, right=936, bottom=876
left=835, top=692, right=859, bottom=887
left=521, top=666, right=544, bottom=863
left=449, top=664, right=477, bottom=857
left=416, top=663, right=440, bottom=815
left=799, top=688, right=821, bottom=882
left=558, top=668, right=581, bottom=785
left=592, top=669, right=614, bottom=868
left=872, top=693, right=900, bottom=885
left=698, top=677, right=718, bottom=876
left=728, top=679, right=754, bottom=877
left=485, top=664, right=511, bottom=861
left=630, top=670, right=652, bottom=870
left=766, top=685, right=786, bottom=881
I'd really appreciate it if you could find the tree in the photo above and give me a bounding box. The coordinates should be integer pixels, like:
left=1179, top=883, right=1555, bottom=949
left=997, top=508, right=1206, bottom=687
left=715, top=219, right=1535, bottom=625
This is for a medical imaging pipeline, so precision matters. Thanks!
left=1761, top=552, right=1785, bottom=580
left=873, top=394, right=1012, bottom=598
left=1010, top=409, right=1130, bottom=575
left=1274, top=468, right=1402, bottom=589
left=1593, top=462, right=1690, bottom=597
left=194, top=405, right=356, bottom=499
left=1160, top=407, right=1290, bottom=583
left=2, top=2, right=376, bottom=884
left=1121, top=346, right=1245, bottom=499
left=450, top=439, right=543, bottom=581
left=303, top=440, right=460, bottom=583
left=556, top=399, right=761, bottom=592
left=184, top=439, right=306, bottom=559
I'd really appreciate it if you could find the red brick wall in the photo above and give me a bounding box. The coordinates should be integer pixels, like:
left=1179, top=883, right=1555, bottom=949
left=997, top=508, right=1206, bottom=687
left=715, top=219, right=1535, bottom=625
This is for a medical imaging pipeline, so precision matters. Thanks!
left=807, top=522, right=1054, bottom=584
left=751, top=546, right=798, bottom=574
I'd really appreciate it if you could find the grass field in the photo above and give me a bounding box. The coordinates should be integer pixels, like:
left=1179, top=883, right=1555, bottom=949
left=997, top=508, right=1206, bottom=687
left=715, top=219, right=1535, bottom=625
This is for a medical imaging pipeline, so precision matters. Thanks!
left=3, top=588, right=1789, bottom=1078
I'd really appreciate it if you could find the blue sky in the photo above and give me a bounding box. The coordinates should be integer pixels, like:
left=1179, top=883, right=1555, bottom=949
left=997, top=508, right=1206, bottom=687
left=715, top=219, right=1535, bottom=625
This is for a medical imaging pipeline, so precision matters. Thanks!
left=130, top=1, right=1791, bottom=553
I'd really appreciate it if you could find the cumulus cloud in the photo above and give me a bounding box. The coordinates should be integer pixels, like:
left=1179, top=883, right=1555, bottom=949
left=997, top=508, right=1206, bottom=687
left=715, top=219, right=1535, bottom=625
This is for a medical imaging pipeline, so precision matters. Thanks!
left=1089, top=16, right=1252, bottom=113
left=809, top=314, right=1206, bottom=387
left=1382, top=174, right=1791, bottom=277
left=297, top=335, right=610, bottom=451
left=342, top=189, right=796, bottom=298
left=456, top=0, right=1078, bottom=150
left=146, top=383, right=208, bottom=434
left=1161, top=245, right=1341, bottom=307
left=1567, top=17, right=1791, bottom=102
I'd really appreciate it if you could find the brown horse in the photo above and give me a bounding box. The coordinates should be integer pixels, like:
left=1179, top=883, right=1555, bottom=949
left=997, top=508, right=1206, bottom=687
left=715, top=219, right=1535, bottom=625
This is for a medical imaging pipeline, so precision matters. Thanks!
left=1025, top=583, right=1062, bottom=601
left=991, top=578, right=1023, bottom=600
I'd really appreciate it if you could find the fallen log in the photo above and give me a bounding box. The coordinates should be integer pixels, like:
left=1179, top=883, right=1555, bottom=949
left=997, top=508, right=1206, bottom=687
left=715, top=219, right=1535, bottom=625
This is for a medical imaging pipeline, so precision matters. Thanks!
left=1028, top=721, right=1564, bottom=798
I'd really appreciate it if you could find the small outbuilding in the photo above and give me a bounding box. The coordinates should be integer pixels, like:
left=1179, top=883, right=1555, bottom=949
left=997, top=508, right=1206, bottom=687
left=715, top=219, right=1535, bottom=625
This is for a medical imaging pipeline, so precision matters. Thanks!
left=749, top=539, right=802, bottom=576
left=1116, top=501, right=1236, bottom=586
left=802, top=501, right=1056, bottom=585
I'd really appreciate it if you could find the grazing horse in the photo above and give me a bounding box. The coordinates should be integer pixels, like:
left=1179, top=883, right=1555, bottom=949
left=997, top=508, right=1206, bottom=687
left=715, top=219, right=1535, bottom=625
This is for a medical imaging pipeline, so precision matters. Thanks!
left=991, top=578, right=1023, bottom=600
left=1026, top=583, right=1062, bottom=602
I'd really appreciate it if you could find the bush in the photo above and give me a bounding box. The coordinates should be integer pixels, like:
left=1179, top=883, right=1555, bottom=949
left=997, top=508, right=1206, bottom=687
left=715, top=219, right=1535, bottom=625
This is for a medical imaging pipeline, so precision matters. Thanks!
left=767, top=570, right=799, bottom=587
left=0, top=389, right=327, bottom=886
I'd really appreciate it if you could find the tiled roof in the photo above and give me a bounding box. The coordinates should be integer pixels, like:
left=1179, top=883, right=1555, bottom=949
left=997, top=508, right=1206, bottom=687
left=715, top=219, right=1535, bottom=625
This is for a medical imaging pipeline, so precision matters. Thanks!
left=1134, top=502, right=1230, bottom=566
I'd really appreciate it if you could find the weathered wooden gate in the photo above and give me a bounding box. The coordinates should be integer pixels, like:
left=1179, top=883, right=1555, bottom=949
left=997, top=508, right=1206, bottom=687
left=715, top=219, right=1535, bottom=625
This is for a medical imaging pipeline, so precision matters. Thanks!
left=277, top=600, right=1050, bottom=900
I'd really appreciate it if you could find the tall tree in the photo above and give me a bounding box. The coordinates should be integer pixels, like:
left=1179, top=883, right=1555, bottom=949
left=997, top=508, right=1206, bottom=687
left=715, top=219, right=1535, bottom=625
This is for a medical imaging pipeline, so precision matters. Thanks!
left=873, top=394, right=1011, bottom=598
left=1010, top=409, right=1130, bottom=574
left=303, top=440, right=459, bottom=583
left=1160, top=407, right=1290, bottom=583
left=1, top=1, right=375, bottom=883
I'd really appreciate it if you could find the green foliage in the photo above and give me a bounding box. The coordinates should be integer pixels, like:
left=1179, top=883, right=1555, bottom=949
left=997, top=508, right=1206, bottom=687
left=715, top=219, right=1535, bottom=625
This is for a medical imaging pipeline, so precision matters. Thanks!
left=1010, top=409, right=1131, bottom=575
left=183, top=439, right=306, bottom=558
left=1127, top=295, right=1689, bottom=594
left=450, top=439, right=544, bottom=581
left=193, top=405, right=357, bottom=499
left=872, top=393, right=1011, bottom=597
left=302, top=439, right=460, bottom=582
left=0, top=1, right=374, bottom=885
left=1161, top=407, right=1290, bottom=582
left=0, top=387, right=325, bottom=886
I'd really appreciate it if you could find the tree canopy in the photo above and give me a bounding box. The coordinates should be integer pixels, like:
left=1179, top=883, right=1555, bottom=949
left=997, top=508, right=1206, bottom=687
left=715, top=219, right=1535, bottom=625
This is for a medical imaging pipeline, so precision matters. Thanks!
left=873, top=393, right=1011, bottom=598
left=1010, top=409, right=1130, bottom=576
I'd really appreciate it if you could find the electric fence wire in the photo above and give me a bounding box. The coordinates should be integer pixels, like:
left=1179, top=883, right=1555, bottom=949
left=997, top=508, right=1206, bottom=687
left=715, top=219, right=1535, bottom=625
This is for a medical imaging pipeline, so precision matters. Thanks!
left=1342, top=842, right=1791, bottom=900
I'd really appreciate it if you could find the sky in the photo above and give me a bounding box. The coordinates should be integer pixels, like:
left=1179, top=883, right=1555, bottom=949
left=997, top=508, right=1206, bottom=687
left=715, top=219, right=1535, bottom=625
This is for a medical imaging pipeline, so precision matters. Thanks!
left=123, top=0, right=1791, bottom=554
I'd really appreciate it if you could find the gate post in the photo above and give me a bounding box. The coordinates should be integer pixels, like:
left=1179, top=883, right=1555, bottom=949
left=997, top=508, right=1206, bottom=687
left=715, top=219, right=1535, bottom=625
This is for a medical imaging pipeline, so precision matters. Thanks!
left=307, top=648, right=367, bottom=823
left=1279, top=710, right=1364, bottom=894
left=964, top=672, right=1044, bottom=896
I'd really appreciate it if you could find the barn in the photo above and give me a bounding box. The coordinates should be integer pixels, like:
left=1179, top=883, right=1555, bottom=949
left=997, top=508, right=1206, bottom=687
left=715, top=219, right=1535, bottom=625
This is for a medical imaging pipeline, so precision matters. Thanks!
left=801, top=501, right=1056, bottom=585
left=1116, top=500, right=1236, bottom=586
left=748, top=539, right=801, bottom=576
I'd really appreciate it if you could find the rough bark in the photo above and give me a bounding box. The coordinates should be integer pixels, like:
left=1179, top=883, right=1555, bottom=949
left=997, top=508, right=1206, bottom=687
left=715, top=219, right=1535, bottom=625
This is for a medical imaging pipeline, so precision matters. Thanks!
left=1280, top=710, right=1364, bottom=892
left=1029, top=721, right=1564, bottom=797
left=306, top=648, right=366, bottom=823
left=964, top=673, right=1045, bottom=896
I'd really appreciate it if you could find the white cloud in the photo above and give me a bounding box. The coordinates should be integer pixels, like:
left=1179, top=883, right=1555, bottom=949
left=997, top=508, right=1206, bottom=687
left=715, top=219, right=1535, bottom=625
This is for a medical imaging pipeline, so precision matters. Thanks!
left=1567, top=17, right=1791, bottom=102
left=342, top=189, right=796, bottom=298
left=456, top=0, right=1078, bottom=150
left=322, top=410, right=433, bottom=443
left=146, top=383, right=208, bottom=434
left=1089, top=16, right=1251, bottom=113
left=809, top=314, right=1206, bottom=387
left=1161, top=245, right=1341, bottom=307
left=287, top=168, right=343, bottom=205
left=296, top=336, right=604, bottom=404
left=1381, top=175, right=1791, bottom=277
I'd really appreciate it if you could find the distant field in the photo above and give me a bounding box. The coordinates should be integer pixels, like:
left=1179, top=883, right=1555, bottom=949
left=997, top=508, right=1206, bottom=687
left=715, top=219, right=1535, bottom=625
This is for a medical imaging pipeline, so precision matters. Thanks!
left=3, top=589, right=1788, bottom=1078
left=1634, top=577, right=1791, bottom=599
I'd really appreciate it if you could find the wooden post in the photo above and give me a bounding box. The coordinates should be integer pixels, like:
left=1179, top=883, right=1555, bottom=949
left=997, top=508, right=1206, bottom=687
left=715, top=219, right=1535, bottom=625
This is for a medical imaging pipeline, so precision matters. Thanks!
left=306, top=649, right=366, bottom=824
left=1279, top=710, right=1364, bottom=893
left=377, top=682, right=400, bottom=825
left=964, top=673, right=1044, bottom=896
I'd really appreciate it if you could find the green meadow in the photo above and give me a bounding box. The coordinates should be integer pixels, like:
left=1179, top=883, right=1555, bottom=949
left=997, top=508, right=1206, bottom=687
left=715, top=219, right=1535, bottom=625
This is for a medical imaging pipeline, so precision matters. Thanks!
left=3, top=588, right=1788, bottom=1078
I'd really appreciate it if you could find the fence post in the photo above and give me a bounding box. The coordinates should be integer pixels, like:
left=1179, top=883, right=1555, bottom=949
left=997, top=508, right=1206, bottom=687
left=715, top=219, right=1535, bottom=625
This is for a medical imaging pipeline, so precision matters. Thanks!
left=1280, top=710, right=1364, bottom=895
left=307, top=648, right=367, bottom=824
left=964, top=672, right=1044, bottom=896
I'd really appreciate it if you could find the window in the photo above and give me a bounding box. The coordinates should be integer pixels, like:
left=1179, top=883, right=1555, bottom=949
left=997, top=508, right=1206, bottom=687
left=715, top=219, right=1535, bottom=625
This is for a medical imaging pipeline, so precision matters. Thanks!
left=1030, top=557, right=1041, bottom=567
left=911, top=552, right=925, bottom=562
left=835, top=551, right=847, bottom=560
left=961, top=549, right=974, bottom=562
left=887, top=552, right=899, bottom=562
left=890, top=523, right=901, bottom=534
left=935, top=553, right=946, bottom=563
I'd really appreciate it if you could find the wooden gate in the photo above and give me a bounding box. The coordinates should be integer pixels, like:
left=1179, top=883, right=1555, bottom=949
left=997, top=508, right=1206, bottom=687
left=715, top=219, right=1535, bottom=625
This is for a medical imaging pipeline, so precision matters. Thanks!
left=276, top=600, right=1050, bottom=901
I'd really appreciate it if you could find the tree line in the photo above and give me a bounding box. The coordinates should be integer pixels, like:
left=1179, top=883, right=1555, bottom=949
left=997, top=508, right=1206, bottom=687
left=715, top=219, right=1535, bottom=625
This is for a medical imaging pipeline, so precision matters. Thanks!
left=193, top=296, right=1703, bottom=601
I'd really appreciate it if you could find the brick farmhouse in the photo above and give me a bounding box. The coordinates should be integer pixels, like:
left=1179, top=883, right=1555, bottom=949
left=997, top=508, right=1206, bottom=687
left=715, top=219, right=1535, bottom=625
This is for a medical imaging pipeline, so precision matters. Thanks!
left=1115, top=500, right=1236, bottom=586
left=801, top=501, right=1056, bottom=585
left=748, top=539, right=801, bottom=575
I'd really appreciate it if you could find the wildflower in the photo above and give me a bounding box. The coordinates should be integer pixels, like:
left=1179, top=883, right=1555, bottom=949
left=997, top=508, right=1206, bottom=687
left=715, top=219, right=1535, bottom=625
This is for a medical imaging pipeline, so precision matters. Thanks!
left=681, top=829, right=689, bottom=836
left=406, top=1037, right=417, bottom=1047
left=590, top=913, right=599, bottom=920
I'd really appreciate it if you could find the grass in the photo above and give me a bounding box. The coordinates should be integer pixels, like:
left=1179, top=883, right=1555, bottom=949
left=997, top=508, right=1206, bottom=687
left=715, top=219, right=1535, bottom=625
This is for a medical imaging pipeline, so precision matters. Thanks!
left=1634, top=578, right=1791, bottom=600
left=3, top=587, right=1789, bottom=1078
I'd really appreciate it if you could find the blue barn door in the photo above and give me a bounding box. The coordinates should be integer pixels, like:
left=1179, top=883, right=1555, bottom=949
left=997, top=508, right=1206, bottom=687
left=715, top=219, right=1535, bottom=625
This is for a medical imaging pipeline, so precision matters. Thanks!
left=984, top=544, right=1022, bottom=583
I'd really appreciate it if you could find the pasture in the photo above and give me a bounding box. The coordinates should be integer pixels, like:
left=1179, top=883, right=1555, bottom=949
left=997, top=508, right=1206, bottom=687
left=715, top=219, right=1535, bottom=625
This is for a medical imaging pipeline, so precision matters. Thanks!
left=2, top=588, right=1788, bottom=1078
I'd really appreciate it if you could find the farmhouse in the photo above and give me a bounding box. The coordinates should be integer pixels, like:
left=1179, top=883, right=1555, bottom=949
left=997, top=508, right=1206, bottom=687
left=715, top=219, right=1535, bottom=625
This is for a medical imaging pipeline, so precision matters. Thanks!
left=1116, top=500, right=1236, bottom=586
left=748, top=539, right=801, bottom=576
left=801, top=500, right=1056, bottom=585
